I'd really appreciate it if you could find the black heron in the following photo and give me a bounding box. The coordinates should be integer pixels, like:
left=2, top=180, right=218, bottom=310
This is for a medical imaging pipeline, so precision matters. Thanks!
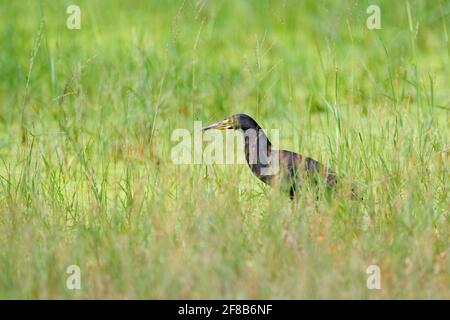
left=202, top=114, right=338, bottom=199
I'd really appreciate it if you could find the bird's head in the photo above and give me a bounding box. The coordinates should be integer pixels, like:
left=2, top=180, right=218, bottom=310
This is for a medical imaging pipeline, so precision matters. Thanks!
left=202, top=114, right=259, bottom=131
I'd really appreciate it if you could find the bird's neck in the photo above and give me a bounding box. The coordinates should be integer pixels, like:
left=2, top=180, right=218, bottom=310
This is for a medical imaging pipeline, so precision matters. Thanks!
left=242, top=127, right=272, bottom=165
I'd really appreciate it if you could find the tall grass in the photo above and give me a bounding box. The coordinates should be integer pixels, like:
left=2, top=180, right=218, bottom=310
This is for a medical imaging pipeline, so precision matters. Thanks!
left=0, top=0, right=448, bottom=299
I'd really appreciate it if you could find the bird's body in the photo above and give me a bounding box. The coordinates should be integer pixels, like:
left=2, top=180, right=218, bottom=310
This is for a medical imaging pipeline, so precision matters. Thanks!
left=202, top=114, right=337, bottom=199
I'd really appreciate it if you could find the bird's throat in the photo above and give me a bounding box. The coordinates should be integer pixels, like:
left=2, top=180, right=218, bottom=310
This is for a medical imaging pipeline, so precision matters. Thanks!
left=243, top=128, right=273, bottom=174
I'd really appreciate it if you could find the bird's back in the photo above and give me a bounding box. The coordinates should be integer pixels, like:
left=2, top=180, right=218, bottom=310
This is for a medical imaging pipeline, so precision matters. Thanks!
left=251, top=149, right=337, bottom=196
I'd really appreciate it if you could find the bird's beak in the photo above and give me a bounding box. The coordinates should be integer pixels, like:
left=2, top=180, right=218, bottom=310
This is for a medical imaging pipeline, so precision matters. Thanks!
left=201, top=118, right=234, bottom=131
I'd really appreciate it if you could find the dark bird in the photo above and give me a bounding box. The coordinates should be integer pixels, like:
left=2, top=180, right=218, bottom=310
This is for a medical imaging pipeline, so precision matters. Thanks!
left=202, top=114, right=338, bottom=199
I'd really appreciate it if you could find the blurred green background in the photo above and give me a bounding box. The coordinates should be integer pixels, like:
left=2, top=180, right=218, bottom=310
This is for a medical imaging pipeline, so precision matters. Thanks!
left=0, top=0, right=448, bottom=299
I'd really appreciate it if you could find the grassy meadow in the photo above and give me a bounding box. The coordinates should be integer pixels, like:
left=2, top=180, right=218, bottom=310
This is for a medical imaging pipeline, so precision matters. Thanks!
left=0, top=0, right=448, bottom=299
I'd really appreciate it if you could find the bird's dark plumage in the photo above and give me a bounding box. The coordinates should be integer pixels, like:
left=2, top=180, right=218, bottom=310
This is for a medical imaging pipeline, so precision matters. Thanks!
left=202, top=114, right=337, bottom=199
